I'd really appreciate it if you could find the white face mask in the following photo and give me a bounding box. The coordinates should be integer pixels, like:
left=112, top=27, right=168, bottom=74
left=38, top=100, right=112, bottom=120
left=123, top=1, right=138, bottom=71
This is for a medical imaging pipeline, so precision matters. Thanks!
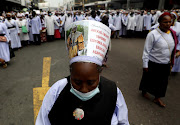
left=70, top=76, right=100, bottom=101
left=70, top=85, right=100, bottom=101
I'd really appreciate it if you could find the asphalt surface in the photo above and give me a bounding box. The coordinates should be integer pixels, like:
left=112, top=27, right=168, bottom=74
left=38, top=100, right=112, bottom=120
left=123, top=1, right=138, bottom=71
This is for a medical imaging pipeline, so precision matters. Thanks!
left=0, top=38, right=180, bottom=125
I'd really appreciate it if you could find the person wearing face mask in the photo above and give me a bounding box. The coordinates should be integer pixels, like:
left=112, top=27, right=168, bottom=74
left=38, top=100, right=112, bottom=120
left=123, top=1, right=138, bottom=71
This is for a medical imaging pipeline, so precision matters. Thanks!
left=4, top=13, right=21, bottom=49
left=45, top=11, right=60, bottom=41
left=36, top=20, right=129, bottom=125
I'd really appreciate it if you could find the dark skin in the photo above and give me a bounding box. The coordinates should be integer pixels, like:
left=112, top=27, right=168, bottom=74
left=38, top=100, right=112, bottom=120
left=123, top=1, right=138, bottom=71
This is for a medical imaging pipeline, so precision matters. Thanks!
left=143, top=15, right=172, bottom=72
left=171, top=14, right=176, bottom=26
left=70, top=62, right=100, bottom=93
left=143, top=15, right=172, bottom=107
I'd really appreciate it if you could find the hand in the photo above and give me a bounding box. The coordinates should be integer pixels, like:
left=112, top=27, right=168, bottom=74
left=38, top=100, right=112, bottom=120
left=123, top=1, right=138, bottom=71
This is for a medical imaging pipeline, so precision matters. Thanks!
left=143, top=68, right=148, bottom=72
left=175, top=51, right=180, bottom=58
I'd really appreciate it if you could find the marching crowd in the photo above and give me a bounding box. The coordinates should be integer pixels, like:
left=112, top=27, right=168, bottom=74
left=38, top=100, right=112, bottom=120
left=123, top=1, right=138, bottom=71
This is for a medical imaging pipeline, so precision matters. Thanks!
left=0, top=9, right=180, bottom=69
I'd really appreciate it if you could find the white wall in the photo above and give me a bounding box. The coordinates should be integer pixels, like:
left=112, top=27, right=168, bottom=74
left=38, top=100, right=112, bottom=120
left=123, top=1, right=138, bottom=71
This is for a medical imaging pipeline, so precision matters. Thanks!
left=44, top=0, right=63, bottom=8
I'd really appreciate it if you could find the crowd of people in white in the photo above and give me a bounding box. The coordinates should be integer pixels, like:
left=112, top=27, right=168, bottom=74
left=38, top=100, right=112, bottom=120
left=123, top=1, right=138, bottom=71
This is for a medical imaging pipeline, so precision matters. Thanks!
left=0, top=9, right=180, bottom=68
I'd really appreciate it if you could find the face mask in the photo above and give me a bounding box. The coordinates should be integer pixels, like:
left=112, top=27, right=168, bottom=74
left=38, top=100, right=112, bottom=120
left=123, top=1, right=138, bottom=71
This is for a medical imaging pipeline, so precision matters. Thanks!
left=70, top=85, right=100, bottom=101
left=147, top=12, right=150, bottom=15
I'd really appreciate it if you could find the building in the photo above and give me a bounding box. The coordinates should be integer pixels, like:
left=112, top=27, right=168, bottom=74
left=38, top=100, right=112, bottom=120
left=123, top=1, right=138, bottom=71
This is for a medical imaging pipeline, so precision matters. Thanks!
left=73, top=0, right=180, bottom=10
left=0, top=0, right=22, bottom=12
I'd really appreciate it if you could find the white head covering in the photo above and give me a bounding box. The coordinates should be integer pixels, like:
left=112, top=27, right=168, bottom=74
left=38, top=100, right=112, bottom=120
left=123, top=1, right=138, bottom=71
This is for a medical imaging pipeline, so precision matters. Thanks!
left=65, top=20, right=111, bottom=66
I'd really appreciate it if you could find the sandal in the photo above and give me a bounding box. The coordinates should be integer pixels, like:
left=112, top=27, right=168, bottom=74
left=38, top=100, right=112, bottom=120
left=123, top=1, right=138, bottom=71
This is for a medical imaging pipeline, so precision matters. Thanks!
left=2, top=63, right=7, bottom=68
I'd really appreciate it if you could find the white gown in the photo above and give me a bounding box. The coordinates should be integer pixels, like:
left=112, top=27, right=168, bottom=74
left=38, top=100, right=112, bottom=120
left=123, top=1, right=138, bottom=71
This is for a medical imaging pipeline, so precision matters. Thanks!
left=4, top=19, right=21, bottom=49
left=127, top=15, right=136, bottom=30
left=113, top=15, right=122, bottom=31
left=0, top=23, right=11, bottom=62
left=31, top=16, right=42, bottom=35
left=143, top=14, right=152, bottom=30
left=45, top=16, right=59, bottom=36
left=64, top=16, right=73, bottom=30
left=171, top=22, right=180, bottom=72
left=28, top=18, right=34, bottom=42
left=17, top=19, right=29, bottom=41
left=135, top=14, right=144, bottom=31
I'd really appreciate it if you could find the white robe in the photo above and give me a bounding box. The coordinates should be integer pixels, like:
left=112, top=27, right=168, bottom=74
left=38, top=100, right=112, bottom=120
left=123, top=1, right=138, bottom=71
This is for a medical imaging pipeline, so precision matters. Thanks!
left=95, top=15, right=101, bottom=22
left=53, top=15, right=60, bottom=30
left=45, top=16, right=59, bottom=36
left=109, top=15, right=114, bottom=25
left=135, top=14, right=144, bottom=31
left=143, top=14, right=152, bottom=30
left=4, top=19, right=21, bottom=49
left=28, top=18, right=34, bottom=42
left=17, top=19, right=29, bottom=41
left=113, top=15, right=122, bottom=30
left=153, top=11, right=162, bottom=24
left=171, top=22, right=180, bottom=72
left=127, top=15, right=136, bottom=30
left=76, top=15, right=85, bottom=21
left=0, top=23, right=10, bottom=62
left=122, top=15, right=128, bottom=35
left=35, top=78, right=130, bottom=125
left=65, top=16, right=73, bottom=30
left=31, top=16, right=42, bottom=34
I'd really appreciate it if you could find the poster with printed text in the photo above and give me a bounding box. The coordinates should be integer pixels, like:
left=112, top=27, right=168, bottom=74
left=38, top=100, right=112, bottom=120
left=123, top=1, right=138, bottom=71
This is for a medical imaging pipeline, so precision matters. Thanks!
left=65, top=20, right=111, bottom=62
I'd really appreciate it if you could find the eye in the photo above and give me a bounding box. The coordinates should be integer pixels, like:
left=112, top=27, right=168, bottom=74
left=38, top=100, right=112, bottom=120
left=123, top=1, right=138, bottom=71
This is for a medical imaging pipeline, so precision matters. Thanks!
left=74, top=80, right=82, bottom=86
left=87, top=80, right=96, bottom=86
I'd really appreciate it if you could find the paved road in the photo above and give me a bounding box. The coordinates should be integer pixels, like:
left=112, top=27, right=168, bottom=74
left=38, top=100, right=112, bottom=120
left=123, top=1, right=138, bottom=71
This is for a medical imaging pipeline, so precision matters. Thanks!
left=0, top=38, right=180, bottom=125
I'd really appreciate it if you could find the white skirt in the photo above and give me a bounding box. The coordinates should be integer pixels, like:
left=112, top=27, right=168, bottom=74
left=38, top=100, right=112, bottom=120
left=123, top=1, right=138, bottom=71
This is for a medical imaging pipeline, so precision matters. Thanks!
left=0, top=42, right=10, bottom=62
left=9, top=28, right=21, bottom=49
left=29, top=27, right=34, bottom=42
left=172, top=57, right=180, bottom=72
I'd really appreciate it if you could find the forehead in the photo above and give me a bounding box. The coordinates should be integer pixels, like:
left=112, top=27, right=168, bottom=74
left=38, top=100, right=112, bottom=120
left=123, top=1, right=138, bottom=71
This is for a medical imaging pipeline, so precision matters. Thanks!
left=161, top=15, right=171, bottom=21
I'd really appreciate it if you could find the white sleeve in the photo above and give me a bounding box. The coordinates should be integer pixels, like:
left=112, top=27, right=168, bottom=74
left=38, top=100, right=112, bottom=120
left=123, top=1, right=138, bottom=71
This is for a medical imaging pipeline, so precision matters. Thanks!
left=176, top=33, right=180, bottom=50
left=111, top=88, right=129, bottom=125
left=2, top=23, right=11, bottom=42
left=38, top=17, right=42, bottom=30
left=144, top=16, right=146, bottom=27
left=142, top=32, right=154, bottom=68
left=35, top=78, right=68, bottom=125
left=14, top=21, right=20, bottom=33
left=54, top=19, right=60, bottom=27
